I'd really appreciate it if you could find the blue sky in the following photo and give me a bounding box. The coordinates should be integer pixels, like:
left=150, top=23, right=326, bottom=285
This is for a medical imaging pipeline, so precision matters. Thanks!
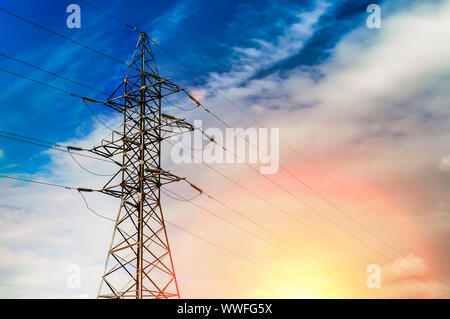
left=0, top=0, right=386, bottom=174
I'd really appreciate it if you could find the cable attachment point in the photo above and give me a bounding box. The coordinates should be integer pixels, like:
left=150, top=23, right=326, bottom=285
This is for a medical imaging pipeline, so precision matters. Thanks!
left=188, top=182, right=203, bottom=194
left=185, top=92, right=202, bottom=106
left=149, top=38, right=160, bottom=47
left=82, top=96, right=100, bottom=103
left=125, top=24, right=137, bottom=31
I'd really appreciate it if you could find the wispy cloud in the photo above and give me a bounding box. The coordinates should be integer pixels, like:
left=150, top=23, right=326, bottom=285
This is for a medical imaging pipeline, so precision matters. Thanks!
left=205, top=1, right=330, bottom=90
left=439, top=154, right=450, bottom=173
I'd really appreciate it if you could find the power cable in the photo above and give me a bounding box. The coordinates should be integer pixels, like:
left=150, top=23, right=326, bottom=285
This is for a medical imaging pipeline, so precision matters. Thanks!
left=0, top=66, right=82, bottom=98
left=68, top=148, right=115, bottom=177
left=0, top=51, right=110, bottom=95
left=0, top=174, right=76, bottom=190
left=78, top=190, right=115, bottom=222
left=161, top=187, right=202, bottom=202
left=164, top=140, right=448, bottom=296
left=161, top=187, right=386, bottom=297
left=164, top=96, right=199, bottom=112
left=190, top=125, right=449, bottom=293
left=82, top=100, right=117, bottom=132
left=78, top=0, right=142, bottom=33
left=0, top=7, right=129, bottom=66
left=0, top=130, right=112, bottom=163
left=151, top=17, right=450, bottom=272
left=0, top=65, right=119, bottom=134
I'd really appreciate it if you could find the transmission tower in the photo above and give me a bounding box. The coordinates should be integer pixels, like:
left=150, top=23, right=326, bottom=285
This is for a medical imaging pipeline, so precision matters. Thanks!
left=89, top=32, right=198, bottom=299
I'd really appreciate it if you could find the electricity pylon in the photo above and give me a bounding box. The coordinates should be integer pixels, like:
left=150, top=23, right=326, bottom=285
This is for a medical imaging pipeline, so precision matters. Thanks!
left=88, top=32, right=199, bottom=299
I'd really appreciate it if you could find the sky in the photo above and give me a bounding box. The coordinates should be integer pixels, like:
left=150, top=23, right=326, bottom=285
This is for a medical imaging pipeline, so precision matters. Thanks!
left=0, top=0, right=449, bottom=298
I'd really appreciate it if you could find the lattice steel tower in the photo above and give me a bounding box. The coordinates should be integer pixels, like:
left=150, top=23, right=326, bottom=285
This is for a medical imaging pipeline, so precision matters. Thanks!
left=90, top=32, right=197, bottom=299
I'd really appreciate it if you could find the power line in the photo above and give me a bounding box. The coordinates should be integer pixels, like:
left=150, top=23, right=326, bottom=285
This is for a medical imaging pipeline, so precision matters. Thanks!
left=78, top=190, right=115, bottom=221
left=0, top=129, right=62, bottom=147
left=192, top=114, right=450, bottom=291
left=193, top=108, right=428, bottom=273
left=0, top=172, right=292, bottom=290
left=79, top=0, right=143, bottom=33
left=0, top=7, right=128, bottom=66
left=191, top=108, right=447, bottom=284
left=0, top=52, right=110, bottom=95
left=164, top=96, right=200, bottom=112
left=0, top=174, right=80, bottom=190
left=75, top=183, right=315, bottom=292
left=166, top=220, right=314, bottom=291
left=161, top=187, right=386, bottom=297
left=289, top=155, right=450, bottom=266
left=0, top=66, right=82, bottom=98
left=161, top=187, right=202, bottom=202
left=0, top=171, right=376, bottom=296
left=164, top=139, right=366, bottom=261
left=165, top=140, right=448, bottom=296
left=0, top=130, right=113, bottom=163
left=82, top=100, right=118, bottom=131
left=68, top=148, right=115, bottom=177
left=187, top=112, right=450, bottom=292
left=0, top=132, right=66, bottom=150
left=151, top=15, right=450, bottom=271
left=0, top=64, right=119, bottom=132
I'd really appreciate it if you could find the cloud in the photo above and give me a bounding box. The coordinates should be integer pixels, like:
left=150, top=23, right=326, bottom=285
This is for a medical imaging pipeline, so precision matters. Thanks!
left=412, top=202, right=450, bottom=234
left=189, top=88, right=207, bottom=104
left=205, top=1, right=330, bottom=90
left=0, top=118, right=125, bottom=298
left=438, top=154, right=450, bottom=173
left=379, top=254, right=449, bottom=298
left=143, top=0, right=200, bottom=42
left=383, top=254, right=427, bottom=282
left=198, top=0, right=450, bottom=184
left=179, top=0, right=450, bottom=297
left=0, top=149, right=3, bottom=159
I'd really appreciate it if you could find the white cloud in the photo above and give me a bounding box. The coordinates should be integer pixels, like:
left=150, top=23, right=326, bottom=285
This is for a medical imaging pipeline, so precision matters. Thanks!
left=0, top=149, right=3, bottom=159
left=206, top=1, right=330, bottom=90
left=439, top=154, right=450, bottom=173
left=383, top=254, right=427, bottom=281
left=379, top=254, right=449, bottom=298
left=182, top=0, right=450, bottom=297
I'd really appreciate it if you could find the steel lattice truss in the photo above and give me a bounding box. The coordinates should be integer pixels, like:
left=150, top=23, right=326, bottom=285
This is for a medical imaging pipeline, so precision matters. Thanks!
left=92, top=33, right=196, bottom=299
